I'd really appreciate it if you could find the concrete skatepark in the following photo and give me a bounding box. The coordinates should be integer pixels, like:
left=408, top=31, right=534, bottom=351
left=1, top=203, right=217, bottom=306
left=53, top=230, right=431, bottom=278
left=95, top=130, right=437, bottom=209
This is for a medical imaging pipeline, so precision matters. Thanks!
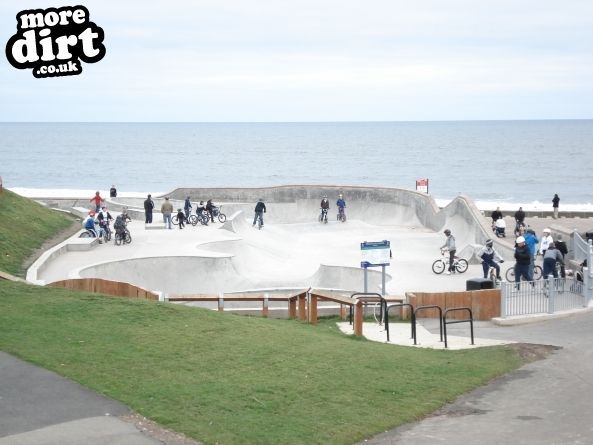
left=7, top=185, right=593, bottom=444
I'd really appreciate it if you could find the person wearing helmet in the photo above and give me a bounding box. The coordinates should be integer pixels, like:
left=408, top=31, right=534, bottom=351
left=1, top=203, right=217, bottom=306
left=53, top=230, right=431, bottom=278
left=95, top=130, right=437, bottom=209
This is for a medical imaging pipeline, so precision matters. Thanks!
left=336, top=193, right=346, bottom=222
left=478, top=239, right=504, bottom=281
left=197, top=201, right=208, bottom=224
left=320, top=195, right=330, bottom=223
left=543, top=242, right=564, bottom=279
left=253, top=198, right=266, bottom=229
left=538, top=228, right=553, bottom=256
left=440, top=229, right=457, bottom=274
left=523, top=228, right=539, bottom=279
left=83, top=211, right=100, bottom=242
left=514, top=236, right=531, bottom=289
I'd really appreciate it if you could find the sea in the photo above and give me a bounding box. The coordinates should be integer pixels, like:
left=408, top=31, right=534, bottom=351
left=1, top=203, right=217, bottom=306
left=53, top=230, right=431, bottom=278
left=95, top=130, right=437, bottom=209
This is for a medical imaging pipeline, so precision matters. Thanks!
left=1, top=120, right=592, bottom=210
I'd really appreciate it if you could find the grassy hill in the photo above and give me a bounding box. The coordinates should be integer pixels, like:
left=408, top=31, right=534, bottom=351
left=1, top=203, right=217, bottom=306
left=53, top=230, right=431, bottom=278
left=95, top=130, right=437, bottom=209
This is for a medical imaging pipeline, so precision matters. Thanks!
left=0, top=189, right=528, bottom=444
left=0, top=189, right=75, bottom=276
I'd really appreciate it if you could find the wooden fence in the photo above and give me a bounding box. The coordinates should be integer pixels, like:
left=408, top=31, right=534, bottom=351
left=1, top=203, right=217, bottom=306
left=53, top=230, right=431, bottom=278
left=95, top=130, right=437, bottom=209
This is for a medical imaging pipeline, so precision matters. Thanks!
left=406, top=289, right=501, bottom=320
left=47, top=278, right=159, bottom=301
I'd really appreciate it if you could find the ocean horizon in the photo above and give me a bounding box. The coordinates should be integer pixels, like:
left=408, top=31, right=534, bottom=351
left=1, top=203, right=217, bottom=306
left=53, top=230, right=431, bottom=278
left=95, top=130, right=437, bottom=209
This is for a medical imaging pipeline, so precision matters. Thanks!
left=2, top=120, right=592, bottom=207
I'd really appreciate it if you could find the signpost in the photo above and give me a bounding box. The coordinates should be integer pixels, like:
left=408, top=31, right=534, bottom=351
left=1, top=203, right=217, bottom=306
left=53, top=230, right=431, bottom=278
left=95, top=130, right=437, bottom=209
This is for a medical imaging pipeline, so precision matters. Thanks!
left=416, top=178, right=429, bottom=193
left=360, top=240, right=390, bottom=295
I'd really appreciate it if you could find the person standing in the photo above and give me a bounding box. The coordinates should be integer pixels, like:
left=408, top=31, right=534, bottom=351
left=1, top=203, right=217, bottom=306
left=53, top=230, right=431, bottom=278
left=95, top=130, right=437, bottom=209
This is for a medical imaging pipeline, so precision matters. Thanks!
left=440, top=229, right=456, bottom=274
left=555, top=234, right=568, bottom=278
left=253, top=198, right=266, bottom=228
left=161, top=197, right=174, bottom=229
left=206, top=199, right=215, bottom=223
left=320, top=195, right=330, bottom=223
left=539, top=228, right=553, bottom=257
left=184, top=197, right=192, bottom=220
left=176, top=208, right=185, bottom=230
left=90, top=191, right=104, bottom=213
left=109, top=185, right=117, bottom=198
left=523, top=229, right=539, bottom=280
left=552, top=194, right=560, bottom=219
left=514, top=236, right=531, bottom=289
left=144, top=194, right=155, bottom=224
left=491, top=207, right=503, bottom=224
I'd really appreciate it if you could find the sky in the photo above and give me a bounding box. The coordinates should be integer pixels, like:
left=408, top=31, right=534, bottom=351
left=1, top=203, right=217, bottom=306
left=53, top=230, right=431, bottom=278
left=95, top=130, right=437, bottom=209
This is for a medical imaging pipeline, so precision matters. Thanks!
left=1, top=0, right=593, bottom=122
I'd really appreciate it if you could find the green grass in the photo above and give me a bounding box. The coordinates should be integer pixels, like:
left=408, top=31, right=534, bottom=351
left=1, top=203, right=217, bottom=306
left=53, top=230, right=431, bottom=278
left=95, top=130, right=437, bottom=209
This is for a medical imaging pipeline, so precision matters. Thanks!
left=0, top=281, right=524, bottom=445
left=0, top=189, right=74, bottom=276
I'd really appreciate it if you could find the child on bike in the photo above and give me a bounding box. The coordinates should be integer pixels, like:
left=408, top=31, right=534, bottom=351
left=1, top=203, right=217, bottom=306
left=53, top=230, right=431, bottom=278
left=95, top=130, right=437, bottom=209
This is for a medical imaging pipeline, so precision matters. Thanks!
left=440, top=229, right=456, bottom=274
left=113, top=215, right=127, bottom=242
left=336, top=193, right=346, bottom=221
left=478, top=239, right=504, bottom=281
left=320, top=195, right=329, bottom=222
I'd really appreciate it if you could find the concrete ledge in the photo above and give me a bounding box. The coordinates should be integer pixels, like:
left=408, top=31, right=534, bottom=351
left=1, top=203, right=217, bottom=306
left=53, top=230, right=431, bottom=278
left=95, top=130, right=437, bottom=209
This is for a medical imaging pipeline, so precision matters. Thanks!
left=492, top=305, right=593, bottom=326
left=67, top=237, right=100, bottom=251
left=144, top=224, right=165, bottom=230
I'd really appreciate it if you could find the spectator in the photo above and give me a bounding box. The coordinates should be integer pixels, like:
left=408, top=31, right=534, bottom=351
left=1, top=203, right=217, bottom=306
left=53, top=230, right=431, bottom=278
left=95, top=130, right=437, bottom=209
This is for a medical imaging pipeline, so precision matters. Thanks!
left=539, top=228, right=553, bottom=256
left=144, top=194, right=154, bottom=224
left=161, top=197, right=174, bottom=229
left=514, top=206, right=525, bottom=225
left=109, top=185, right=117, bottom=198
left=552, top=194, right=560, bottom=219
left=555, top=234, right=568, bottom=278
left=90, top=191, right=104, bottom=213
left=523, top=229, right=539, bottom=280
left=184, top=197, right=192, bottom=220
left=543, top=243, right=563, bottom=279
left=491, top=207, right=503, bottom=224
left=176, top=208, right=185, bottom=230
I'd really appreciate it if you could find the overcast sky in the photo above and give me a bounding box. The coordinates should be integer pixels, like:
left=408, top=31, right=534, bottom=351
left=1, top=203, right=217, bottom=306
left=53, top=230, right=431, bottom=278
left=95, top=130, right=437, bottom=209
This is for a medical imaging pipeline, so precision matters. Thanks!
left=1, top=0, right=592, bottom=121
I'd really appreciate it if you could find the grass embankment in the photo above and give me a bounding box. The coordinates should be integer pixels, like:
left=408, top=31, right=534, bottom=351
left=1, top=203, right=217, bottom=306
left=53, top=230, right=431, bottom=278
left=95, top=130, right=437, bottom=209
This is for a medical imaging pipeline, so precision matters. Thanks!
left=0, top=190, right=525, bottom=444
left=0, top=189, right=74, bottom=276
left=0, top=281, right=524, bottom=445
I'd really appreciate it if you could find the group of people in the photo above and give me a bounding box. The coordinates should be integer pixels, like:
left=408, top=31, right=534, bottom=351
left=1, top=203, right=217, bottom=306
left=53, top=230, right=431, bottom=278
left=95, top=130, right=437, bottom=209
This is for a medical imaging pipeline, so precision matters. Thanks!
left=320, top=193, right=346, bottom=223
left=82, top=205, right=129, bottom=243
left=514, top=228, right=567, bottom=282
left=143, top=195, right=218, bottom=229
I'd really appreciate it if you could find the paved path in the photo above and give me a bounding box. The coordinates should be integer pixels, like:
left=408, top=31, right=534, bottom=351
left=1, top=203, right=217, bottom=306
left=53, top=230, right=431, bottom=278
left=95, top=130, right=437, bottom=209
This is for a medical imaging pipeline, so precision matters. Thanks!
left=0, top=352, right=161, bottom=445
left=360, top=310, right=593, bottom=444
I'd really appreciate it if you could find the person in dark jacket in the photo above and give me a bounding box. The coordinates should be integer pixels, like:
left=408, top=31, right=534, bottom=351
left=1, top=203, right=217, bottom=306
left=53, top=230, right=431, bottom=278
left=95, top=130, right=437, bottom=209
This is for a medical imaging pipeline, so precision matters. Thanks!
left=183, top=197, right=192, bottom=220
left=552, top=194, right=560, bottom=219
left=206, top=199, right=216, bottom=223
left=491, top=207, right=503, bottom=224
left=554, top=234, right=568, bottom=278
left=543, top=242, right=564, bottom=279
left=320, top=195, right=330, bottom=223
left=109, top=185, right=117, bottom=198
left=144, top=194, right=154, bottom=224
left=514, top=236, right=531, bottom=289
left=253, top=198, right=266, bottom=228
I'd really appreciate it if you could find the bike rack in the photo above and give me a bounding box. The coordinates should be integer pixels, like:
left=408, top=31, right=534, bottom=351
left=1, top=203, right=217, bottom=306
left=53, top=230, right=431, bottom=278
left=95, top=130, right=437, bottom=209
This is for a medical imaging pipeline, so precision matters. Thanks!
left=349, top=293, right=386, bottom=325
left=443, top=307, right=474, bottom=349
left=413, top=305, right=443, bottom=345
left=384, top=303, right=415, bottom=342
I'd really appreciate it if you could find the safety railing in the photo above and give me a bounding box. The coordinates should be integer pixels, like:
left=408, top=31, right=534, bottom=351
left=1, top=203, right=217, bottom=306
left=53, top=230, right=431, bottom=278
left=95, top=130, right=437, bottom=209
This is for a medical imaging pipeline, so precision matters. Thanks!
left=349, top=292, right=386, bottom=325
left=443, top=307, right=474, bottom=349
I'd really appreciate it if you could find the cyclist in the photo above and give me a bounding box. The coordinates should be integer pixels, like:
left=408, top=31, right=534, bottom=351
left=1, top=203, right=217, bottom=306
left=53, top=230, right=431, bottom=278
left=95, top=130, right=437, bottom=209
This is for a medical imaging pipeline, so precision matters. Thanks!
left=83, top=211, right=101, bottom=242
left=513, top=236, right=531, bottom=289
left=320, top=195, right=329, bottom=223
left=542, top=242, right=564, bottom=279
left=206, top=199, right=215, bottom=223
left=440, top=229, right=456, bottom=274
left=197, top=201, right=208, bottom=223
left=523, top=228, right=539, bottom=280
left=478, top=239, right=504, bottom=281
left=514, top=206, right=526, bottom=235
left=253, top=198, right=266, bottom=228
left=336, top=193, right=346, bottom=220
left=493, top=217, right=506, bottom=237
left=96, top=206, right=113, bottom=239
left=113, top=214, right=127, bottom=241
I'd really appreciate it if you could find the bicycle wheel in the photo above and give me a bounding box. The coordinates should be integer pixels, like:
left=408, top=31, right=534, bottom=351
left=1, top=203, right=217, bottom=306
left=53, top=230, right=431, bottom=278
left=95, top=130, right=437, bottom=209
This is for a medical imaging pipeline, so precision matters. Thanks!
left=533, top=265, right=542, bottom=280
left=187, top=215, right=198, bottom=226
left=199, top=214, right=209, bottom=225
left=455, top=259, right=468, bottom=273
left=432, top=259, right=445, bottom=274
left=172, top=215, right=179, bottom=225
left=124, top=231, right=132, bottom=244
left=114, top=233, right=122, bottom=246
left=79, top=231, right=91, bottom=238
left=505, top=267, right=515, bottom=282
left=218, top=213, right=227, bottom=223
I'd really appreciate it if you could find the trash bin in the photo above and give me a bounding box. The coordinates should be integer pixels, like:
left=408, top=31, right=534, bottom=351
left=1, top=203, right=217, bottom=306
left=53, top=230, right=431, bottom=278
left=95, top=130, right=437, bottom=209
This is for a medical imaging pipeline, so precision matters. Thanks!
left=466, top=278, right=494, bottom=291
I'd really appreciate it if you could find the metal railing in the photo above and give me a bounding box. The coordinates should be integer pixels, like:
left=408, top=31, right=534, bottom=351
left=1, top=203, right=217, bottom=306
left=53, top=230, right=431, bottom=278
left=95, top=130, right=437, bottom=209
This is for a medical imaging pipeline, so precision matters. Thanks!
left=572, top=231, right=593, bottom=303
left=500, top=277, right=586, bottom=317
left=443, top=308, right=474, bottom=349
left=384, top=303, right=415, bottom=343
left=413, top=305, right=443, bottom=345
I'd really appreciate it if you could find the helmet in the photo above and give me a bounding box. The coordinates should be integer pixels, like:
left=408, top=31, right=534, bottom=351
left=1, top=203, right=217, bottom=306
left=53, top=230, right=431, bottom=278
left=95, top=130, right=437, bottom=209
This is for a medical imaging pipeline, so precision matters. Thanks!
left=516, top=236, right=525, bottom=243
left=543, top=228, right=551, bottom=233
left=485, top=239, right=493, bottom=247
left=444, top=229, right=451, bottom=236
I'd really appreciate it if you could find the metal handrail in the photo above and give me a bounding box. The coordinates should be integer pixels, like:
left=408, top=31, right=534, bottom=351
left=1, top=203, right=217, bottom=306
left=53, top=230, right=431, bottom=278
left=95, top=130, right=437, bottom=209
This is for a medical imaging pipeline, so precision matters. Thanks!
left=385, top=303, right=415, bottom=342
left=349, top=292, right=385, bottom=325
left=413, top=305, right=443, bottom=345
left=443, top=307, right=474, bottom=349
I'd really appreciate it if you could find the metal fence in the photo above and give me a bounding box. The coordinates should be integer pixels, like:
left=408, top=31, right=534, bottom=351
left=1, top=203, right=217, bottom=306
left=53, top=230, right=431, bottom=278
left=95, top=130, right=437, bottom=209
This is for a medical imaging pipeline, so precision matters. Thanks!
left=572, top=230, right=593, bottom=304
left=500, top=277, right=586, bottom=318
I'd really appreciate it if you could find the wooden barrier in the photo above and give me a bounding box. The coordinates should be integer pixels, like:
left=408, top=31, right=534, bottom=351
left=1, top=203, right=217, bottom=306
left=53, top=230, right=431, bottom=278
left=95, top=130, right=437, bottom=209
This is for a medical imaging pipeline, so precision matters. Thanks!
left=406, top=289, right=501, bottom=320
left=47, top=278, right=159, bottom=301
